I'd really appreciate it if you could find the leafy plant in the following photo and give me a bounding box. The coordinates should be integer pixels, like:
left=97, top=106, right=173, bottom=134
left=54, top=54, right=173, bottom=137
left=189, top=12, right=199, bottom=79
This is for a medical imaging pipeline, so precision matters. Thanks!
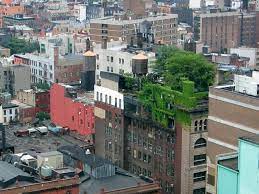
left=2, top=38, right=40, bottom=55
left=154, top=46, right=216, bottom=92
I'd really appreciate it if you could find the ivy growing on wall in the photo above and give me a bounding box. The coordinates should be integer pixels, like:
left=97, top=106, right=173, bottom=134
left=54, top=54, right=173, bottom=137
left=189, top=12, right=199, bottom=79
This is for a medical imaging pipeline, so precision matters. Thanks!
left=138, top=80, right=208, bottom=128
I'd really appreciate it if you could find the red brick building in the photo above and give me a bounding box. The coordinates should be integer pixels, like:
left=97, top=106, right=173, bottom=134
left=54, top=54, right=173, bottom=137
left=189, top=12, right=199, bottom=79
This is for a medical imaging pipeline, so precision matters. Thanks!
left=35, top=90, right=50, bottom=113
left=2, top=176, right=79, bottom=194
left=17, top=89, right=50, bottom=114
left=50, top=83, right=95, bottom=136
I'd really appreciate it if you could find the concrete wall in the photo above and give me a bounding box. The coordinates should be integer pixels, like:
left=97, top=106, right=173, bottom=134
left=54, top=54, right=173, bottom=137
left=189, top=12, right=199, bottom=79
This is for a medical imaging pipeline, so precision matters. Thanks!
left=94, top=85, right=124, bottom=110
left=17, top=90, right=36, bottom=107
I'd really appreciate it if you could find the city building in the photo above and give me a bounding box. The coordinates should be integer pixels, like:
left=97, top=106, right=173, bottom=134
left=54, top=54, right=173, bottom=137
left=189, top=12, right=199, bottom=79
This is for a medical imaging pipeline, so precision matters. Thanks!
left=14, top=47, right=84, bottom=85
left=50, top=83, right=95, bottom=136
left=58, top=145, right=161, bottom=194
left=11, top=99, right=36, bottom=124
left=207, top=71, right=259, bottom=194
left=198, top=11, right=256, bottom=52
left=171, top=7, right=193, bottom=27
left=93, top=41, right=156, bottom=80
left=0, top=157, right=79, bottom=193
left=89, top=13, right=178, bottom=45
left=14, top=50, right=56, bottom=85
left=85, top=1, right=123, bottom=20
left=94, top=70, right=208, bottom=193
left=73, top=4, right=87, bottom=22
left=217, top=135, right=259, bottom=194
left=0, top=103, right=19, bottom=124
left=51, top=21, right=86, bottom=36
left=230, top=47, right=259, bottom=67
left=123, top=0, right=156, bottom=16
left=3, top=14, right=35, bottom=28
left=0, top=2, right=25, bottom=27
left=0, top=46, right=11, bottom=57
left=16, top=89, right=50, bottom=114
left=0, top=63, right=31, bottom=96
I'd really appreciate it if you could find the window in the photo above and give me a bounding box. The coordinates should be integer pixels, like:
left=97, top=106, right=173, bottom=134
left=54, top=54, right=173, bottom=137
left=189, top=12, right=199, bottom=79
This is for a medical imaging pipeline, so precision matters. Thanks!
left=207, top=174, right=215, bottom=186
left=133, top=149, right=137, bottom=158
left=111, top=56, right=113, bottom=62
left=138, top=151, right=142, bottom=160
left=111, top=67, right=113, bottom=72
left=4, top=117, right=6, bottom=123
left=166, top=165, right=174, bottom=176
left=105, top=95, right=108, bottom=103
left=143, top=137, right=147, bottom=148
left=119, top=99, right=122, bottom=108
left=72, top=116, right=74, bottom=121
left=66, top=190, right=72, bottom=194
left=107, top=66, right=110, bottom=71
left=3, top=110, right=6, bottom=115
left=80, top=119, right=83, bottom=124
left=119, top=58, right=121, bottom=64
left=194, top=120, right=198, bottom=131
left=148, top=155, right=151, bottom=163
left=193, top=188, right=205, bottom=194
left=122, top=59, right=124, bottom=64
left=143, top=153, right=147, bottom=163
left=100, top=93, right=103, bottom=101
left=165, top=181, right=172, bottom=192
left=105, top=140, right=108, bottom=150
left=194, top=138, right=207, bottom=148
left=107, top=56, right=109, bottom=61
left=193, top=171, right=206, bottom=182
left=115, top=98, right=117, bottom=107
left=9, top=109, right=12, bottom=114
left=109, top=96, right=111, bottom=104
left=97, top=92, right=99, bottom=101
left=194, top=154, right=206, bottom=166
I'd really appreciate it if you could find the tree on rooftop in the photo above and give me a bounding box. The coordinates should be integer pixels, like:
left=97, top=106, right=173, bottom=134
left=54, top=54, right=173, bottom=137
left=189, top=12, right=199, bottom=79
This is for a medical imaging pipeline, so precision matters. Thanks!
left=36, top=112, right=50, bottom=122
left=2, top=38, right=40, bottom=55
left=154, top=46, right=215, bottom=92
left=35, top=82, right=50, bottom=90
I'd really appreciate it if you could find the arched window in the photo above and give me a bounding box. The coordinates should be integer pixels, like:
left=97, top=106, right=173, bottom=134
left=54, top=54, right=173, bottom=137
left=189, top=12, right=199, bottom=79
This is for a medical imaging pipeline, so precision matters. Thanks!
left=194, top=138, right=207, bottom=148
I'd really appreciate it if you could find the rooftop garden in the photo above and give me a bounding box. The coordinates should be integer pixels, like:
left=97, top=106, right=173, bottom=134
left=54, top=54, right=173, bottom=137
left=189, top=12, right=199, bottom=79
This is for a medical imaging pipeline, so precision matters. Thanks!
left=124, top=46, right=216, bottom=128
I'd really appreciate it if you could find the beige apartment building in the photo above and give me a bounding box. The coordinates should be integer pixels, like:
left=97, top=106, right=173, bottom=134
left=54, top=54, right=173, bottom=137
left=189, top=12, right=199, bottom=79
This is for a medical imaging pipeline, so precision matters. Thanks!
left=199, top=11, right=256, bottom=52
left=89, top=14, right=178, bottom=45
left=207, top=71, right=259, bottom=194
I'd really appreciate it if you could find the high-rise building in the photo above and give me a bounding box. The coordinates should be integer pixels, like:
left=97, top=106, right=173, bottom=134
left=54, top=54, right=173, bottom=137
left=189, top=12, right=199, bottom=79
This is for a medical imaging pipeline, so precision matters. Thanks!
left=207, top=71, right=259, bottom=194
left=89, top=14, right=178, bottom=45
left=197, top=11, right=256, bottom=52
